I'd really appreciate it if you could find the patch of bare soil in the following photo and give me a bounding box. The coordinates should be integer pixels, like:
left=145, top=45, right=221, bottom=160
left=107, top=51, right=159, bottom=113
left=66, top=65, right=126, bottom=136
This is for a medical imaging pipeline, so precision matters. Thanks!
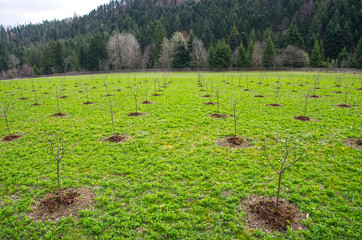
left=103, top=94, right=114, bottom=97
left=308, top=95, right=320, bottom=98
left=267, top=104, right=282, bottom=107
left=78, top=91, right=83, bottom=93
left=29, top=188, right=95, bottom=222
left=357, top=88, right=362, bottom=90
left=17, top=98, right=28, bottom=100
left=333, top=91, right=343, bottom=94
left=126, top=112, right=148, bottom=117
left=60, top=96, right=68, bottom=99
left=199, top=89, right=206, bottom=92
left=244, top=89, right=251, bottom=91
left=293, top=116, right=310, bottom=121
left=291, top=90, right=297, bottom=92
left=43, top=92, right=49, bottom=94
left=254, top=95, right=265, bottom=98
left=92, top=87, right=97, bottom=89
left=115, top=89, right=122, bottom=92
left=83, top=102, right=95, bottom=105
left=51, top=113, right=66, bottom=117
left=3, top=134, right=23, bottom=141
left=334, top=85, right=341, bottom=87
left=156, top=90, right=163, bottom=92
left=203, top=102, right=217, bottom=105
left=31, top=103, right=42, bottom=106
left=243, top=197, right=306, bottom=232
left=102, top=135, right=128, bottom=143
left=152, top=94, right=161, bottom=96
left=208, top=113, right=230, bottom=119
left=336, top=104, right=352, bottom=108
left=141, top=101, right=156, bottom=105
left=216, top=136, right=252, bottom=149
left=201, top=95, right=213, bottom=98
left=345, top=138, right=361, bottom=150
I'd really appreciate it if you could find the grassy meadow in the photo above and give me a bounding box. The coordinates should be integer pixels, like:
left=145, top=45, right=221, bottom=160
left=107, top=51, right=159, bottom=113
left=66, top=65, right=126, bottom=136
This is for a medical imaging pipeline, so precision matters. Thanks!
left=0, top=71, right=361, bottom=239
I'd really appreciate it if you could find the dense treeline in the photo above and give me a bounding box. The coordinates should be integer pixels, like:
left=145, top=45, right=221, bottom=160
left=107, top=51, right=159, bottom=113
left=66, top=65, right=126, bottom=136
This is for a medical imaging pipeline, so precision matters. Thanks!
left=0, top=0, right=361, bottom=78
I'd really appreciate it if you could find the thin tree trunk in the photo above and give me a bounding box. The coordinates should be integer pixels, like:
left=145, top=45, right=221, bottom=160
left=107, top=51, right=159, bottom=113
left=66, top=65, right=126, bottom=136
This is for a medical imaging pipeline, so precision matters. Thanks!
left=304, top=96, right=308, bottom=116
left=57, top=160, right=62, bottom=201
left=5, top=115, right=10, bottom=136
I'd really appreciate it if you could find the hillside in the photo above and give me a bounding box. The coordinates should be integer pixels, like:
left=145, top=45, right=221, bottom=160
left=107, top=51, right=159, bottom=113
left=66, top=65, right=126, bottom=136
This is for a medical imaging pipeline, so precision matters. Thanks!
left=0, top=0, right=361, bottom=77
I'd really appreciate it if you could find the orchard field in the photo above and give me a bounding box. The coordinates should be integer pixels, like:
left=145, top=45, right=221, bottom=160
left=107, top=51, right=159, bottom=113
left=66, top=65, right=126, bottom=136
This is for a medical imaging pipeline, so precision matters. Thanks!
left=0, top=71, right=361, bottom=239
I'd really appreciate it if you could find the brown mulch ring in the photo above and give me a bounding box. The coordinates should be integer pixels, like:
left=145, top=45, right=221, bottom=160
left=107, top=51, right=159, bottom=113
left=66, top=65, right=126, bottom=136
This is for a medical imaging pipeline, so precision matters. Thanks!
left=31, top=103, right=42, bottom=106
left=242, top=196, right=306, bottom=232
left=43, top=92, right=49, bottom=94
left=51, top=113, right=67, bottom=118
left=308, top=95, right=320, bottom=98
left=83, top=102, right=95, bottom=105
left=216, top=136, right=252, bottom=149
left=332, top=91, right=343, bottom=94
left=101, top=135, right=129, bottom=143
left=293, top=116, right=310, bottom=121
left=244, top=89, right=251, bottom=91
left=2, top=134, right=23, bottom=142
left=126, top=112, right=149, bottom=117
left=115, top=89, right=122, bottom=92
left=152, top=94, right=161, bottom=96
left=60, top=96, right=68, bottom=99
left=266, top=104, right=283, bottom=107
left=203, top=102, right=217, bottom=105
left=103, top=94, right=114, bottom=97
left=199, top=89, right=206, bottom=92
left=254, top=95, right=265, bottom=98
left=334, top=85, right=341, bottom=87
left=208, top=113, right=230, bottom=119
left=335, top=104, right=352, bottom=108
left=29, top=188, right=96, bottom=222
left=201, top=95, right=213, bottom=98
left=17, top=98, right=28, bottom=100
left=141, top=101, right=156, bottom=105
left=345, top=138, right=362, bottom=150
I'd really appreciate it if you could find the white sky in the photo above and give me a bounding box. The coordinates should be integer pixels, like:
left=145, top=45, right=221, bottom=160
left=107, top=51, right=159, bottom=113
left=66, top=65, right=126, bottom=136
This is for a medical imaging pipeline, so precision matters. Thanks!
left=0, top=0, right=111, bottom=27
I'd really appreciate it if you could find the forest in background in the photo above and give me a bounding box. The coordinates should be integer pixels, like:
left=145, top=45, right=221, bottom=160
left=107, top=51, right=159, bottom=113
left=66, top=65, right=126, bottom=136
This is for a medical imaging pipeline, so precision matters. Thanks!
left=0, top=0, right=361, bottom=79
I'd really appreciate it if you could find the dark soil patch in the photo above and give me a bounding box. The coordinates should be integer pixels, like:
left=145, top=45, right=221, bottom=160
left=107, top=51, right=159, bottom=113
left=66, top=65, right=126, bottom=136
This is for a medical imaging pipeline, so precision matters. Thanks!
left=31, top=103, right=42, bottom=106
left=156, top=90, right=163, bottom=92
left=267, top=104, right=282, bottom=107
left=17, top=98, right=28, bottom=100
left=3, top=134, right=23, bottom=141
left=201, top=95, right=213, bottom=98
left=92, top=87, right=97, bottom=89
left=299, top=85, right=304, bottom=87
left=244, top=89, right=251, bottom=91
left=291, top=90, right=297, bottom=92
left=336, top=104, right=352, bottom=108
left=141, top=101, right=156, bottom=105
left=315, top=87, right=321, bottom=89
left=51, top=113, right=66, bottom=117
left=60, top=96, right=68, bottom=99
left=102, top=135, right=128, bottom=143
left=216, top=136, right=252, bottom=149
left=243, top=197, right=306, bottom=232
left=333, top=91, right=343, bottom=94
left=294, top=116, right=310, bottom=121
left=29, top=188, right=95, bottom=222
left=43, top=92, right=49, bottom=94
left=78, top=91, right=83, bottom=93
left=285, top=83, right=291, bottom=85
left=203, top=102, right=217, bottom=105
left=115, top=89, right=122, bottom=92
left=334, top=85, right=341, bottom=87
left=126, top=112, right=148, bottom=117
left=199, top=89, right=206, bottom=92
left=208, top=113, right=230, bottom=119
left=254, top=95, right=265, bottom=98
left=308, top=95, right=320, bottom=98
left=152, top=94, right=161, bottom=96
left=103, top=94, right=114, bottom=97
left=357, top=88, right=362, bottom=90
left=83, top=102, right=95, bottom=105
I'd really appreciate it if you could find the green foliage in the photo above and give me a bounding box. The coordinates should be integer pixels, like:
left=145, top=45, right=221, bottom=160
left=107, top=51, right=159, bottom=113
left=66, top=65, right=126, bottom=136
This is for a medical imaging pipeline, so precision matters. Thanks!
left=228, top=25, right=240, bottom=51
left=153, top=21, right=167, bottom=64
left=172, top=45, right=191, bottom=69
left=208, top=40, right=232, bottom=69
left=262, top=35, right=276, bottom=67
left=236, top=42, right=249, bottom=67
left=285, top=22, right=304, bottom=49
left=310, top=40, right=324, bottom=68
left=355, top=37, right=362, bottom=69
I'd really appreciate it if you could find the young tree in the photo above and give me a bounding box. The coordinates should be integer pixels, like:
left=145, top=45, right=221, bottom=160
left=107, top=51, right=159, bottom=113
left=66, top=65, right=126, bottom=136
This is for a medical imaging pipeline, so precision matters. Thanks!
left=236, top=42, right=249, bottom=67
left=153, top=21, right=167, bottom=63
left=83, top=85, right=94, bottom=105
left=228, top=25, right=240, bottom=51
left=191, top=38, right=208, bottom=69
left=208, top=40, right=232, bottom=69
left=0, top=102, right=12, bottom=136
left=263, top=35, right=276, bottom=67
left=263, top=136, right=305, bottom=210
left=294, top=88, right=312, bottom=121
left=310, top=40, right=324, bottom=67
left=47, top=133, right=79, bottom=201
left=355, top=37, right=362, bottom=69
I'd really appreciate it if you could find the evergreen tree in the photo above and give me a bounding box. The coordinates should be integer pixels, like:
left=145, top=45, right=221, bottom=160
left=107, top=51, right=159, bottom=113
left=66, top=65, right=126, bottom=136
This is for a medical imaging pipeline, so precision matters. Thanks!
left=337, top=47, right=348, bottom=68
left=286, top=22, right=304, bottom=49
left=262, top=35, right=276, bottom=67
left=310, top=40, right=323, bottom=67
left=228, top=24, right=240, bottom=51
left=208, top=40, right=232, bottom=69
left=172, top=45, right=190, bottom=69
left=236, top=42, right=248, bottom=67
left=324, top=19, right=342, bottom=59
left=87, top=37, right=100, bottom=71
left=355, top=37, right=362, bottom=69
left=153, top=21, right=166, bottom=63
left=54, top=41, right=64, bottom=73
left=42, top=40, right=56, bottom=74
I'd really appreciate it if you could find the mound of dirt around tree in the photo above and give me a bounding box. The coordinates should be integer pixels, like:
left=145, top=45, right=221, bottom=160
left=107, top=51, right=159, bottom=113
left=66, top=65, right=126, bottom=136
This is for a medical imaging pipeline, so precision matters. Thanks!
left=83, top=102, right=95, bottom=105
left=217, top=136, right=252, bottom=149
left=60, top=96, right=68, bottom=99
left=244, top=89, right=251, bottom=91
left=51, top=113, right=66, bottom=117
left=345, top=138, right=362, bottom=150
left=201, top=95, right=213, bottom=98
left=356, top=139, right=362, bottom=146
left=103, top=94, right=114, bottom=97
left=203, top=102, right=217, bottom=105
left=18, top=98, right=28, bottom=100
left=208, top=113, right=230, bottom=119
left=333, top=91, right=343, bottom=94
left=254, top=95, right=265, bottom=97
left=267, top=104, right=282, bottom=107
left=294, top=116, right=310, bottom=121
left=308, top=95, right=320, bottom=98
left=141, top=101, right=156, bottom=104
left=104, top=135, right=127, bottom=143
left=31, top=103, right=42, bottom=106
left=245, top=198, right=306, bottom=232
left=29, top=188, right=95, bottom=222
left=3, top=134, right=22, bottom=141
left=227, top=136, right=244, bottom=145
left=152, top=94, right=161, bottom=96
left=127, top=112, right=148, bottom=117
left=336, top=104, right=351, bottom=108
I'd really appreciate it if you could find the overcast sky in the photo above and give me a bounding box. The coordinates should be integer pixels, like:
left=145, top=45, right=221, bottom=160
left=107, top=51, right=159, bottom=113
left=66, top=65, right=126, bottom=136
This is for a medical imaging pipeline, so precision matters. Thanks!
left=0, top=0, right=111, bottom=27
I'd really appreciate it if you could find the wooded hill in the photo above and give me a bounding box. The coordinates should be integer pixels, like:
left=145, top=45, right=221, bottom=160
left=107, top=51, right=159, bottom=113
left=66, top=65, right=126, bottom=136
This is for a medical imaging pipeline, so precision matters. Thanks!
left=0, top=0, right=361, bottom=78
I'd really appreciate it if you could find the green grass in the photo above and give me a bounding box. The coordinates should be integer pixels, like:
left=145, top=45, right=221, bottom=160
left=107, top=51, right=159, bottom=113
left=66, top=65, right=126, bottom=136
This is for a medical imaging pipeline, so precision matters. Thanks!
left=0, top=71, right=361, bottom=239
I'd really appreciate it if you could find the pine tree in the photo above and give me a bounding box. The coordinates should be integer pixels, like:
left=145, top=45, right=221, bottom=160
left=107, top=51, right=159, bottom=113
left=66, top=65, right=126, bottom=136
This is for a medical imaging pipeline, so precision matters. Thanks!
left=209, top=40, right=232, bottom=69
left=355, top=37, right=362, bottom=69
left=262, top=35, right=276, bottom=67
left=228, top=24, right=240, bottom=51
left=54, top=41, right=64, bottom=73
left=286, top=22, right=304, bottom=49
left=236, top=42, right=248, bottom=67
left=310, top=40, right=323, bottom=67
left=153, top=21, right=166, bottom=63
left=173, top=45, right=191, bottom=69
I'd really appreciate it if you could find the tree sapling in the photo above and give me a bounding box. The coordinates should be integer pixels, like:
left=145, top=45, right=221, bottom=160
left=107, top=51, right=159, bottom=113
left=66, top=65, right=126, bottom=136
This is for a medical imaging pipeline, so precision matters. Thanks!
left=294, top=88, right=312, bottom=121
